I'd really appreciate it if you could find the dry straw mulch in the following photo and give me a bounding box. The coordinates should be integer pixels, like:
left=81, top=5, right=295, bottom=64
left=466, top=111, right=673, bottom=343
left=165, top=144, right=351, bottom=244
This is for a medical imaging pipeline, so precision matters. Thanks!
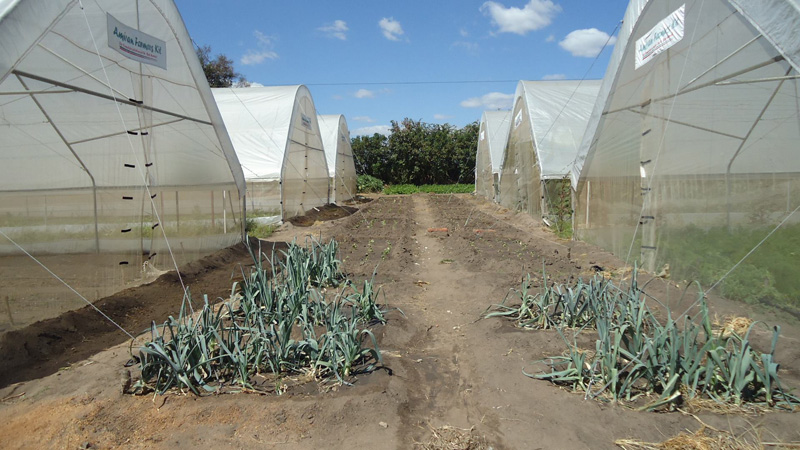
left=416, top=425, right=490, bottom=450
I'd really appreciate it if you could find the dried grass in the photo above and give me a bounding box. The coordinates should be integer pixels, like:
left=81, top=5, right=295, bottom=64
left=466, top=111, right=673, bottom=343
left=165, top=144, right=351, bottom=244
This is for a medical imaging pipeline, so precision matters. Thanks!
left=712, top=315, right=754, bottom=338
left=416, top=425, right=490, bottom=450
left=617, top=413, right=800, bottom=450
left=616, top=426, right=759, bottom=450
left=681, top=395, right=768, bottom=415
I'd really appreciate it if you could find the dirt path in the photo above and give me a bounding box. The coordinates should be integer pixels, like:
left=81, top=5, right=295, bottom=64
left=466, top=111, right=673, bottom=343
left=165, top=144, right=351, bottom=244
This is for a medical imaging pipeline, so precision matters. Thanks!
left=0, top=193, right=799, bottom=449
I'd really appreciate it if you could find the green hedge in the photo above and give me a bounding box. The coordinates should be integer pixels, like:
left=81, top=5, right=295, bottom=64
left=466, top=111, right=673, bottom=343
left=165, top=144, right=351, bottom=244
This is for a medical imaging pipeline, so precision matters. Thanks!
left=383, top=184, right=474, bottom=195
left=357, top=174, right=384, bottom=193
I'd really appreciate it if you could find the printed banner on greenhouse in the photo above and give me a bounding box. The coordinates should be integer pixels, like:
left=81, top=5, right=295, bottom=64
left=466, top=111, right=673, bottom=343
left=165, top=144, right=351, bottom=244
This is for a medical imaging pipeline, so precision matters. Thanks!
left=107, top=13, right=166, bottom=69
left=635, top=5, right=685, bottom=69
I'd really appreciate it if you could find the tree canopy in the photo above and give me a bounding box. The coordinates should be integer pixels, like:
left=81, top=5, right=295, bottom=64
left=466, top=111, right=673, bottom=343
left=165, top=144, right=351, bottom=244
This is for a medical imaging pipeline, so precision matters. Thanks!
left=196, top=45, right=246, bottom=88
left=352, top=118, right=479, bottom=185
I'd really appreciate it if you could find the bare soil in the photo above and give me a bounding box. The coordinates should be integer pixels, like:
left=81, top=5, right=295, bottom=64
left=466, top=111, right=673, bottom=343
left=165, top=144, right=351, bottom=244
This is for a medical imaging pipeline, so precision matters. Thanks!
left=285, top=203, right=360, bottom=227
left=1, top=193, right=798, bottom=449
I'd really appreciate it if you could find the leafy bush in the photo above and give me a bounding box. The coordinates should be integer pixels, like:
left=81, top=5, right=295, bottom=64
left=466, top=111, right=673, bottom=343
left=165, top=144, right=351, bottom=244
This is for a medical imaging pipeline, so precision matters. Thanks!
left=357, top=174, right=384, bottom=193
left=545, top=177, right=573, bottom=239
left=245, top=219, right=277, bottom=239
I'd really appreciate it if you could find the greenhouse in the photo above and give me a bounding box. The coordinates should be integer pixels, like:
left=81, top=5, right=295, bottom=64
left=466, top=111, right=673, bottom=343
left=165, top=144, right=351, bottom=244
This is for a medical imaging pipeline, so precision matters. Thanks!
left=318, top=114, right=357, bottom=203
left=213, top=86, right=329, bottom=220
left=0, top=0, right=246, bottom=330
left=498, top=80, right=600, bottom=221
left=573, top=0, right=800, bottom=309
left=474, top=110, right=511, bottom=203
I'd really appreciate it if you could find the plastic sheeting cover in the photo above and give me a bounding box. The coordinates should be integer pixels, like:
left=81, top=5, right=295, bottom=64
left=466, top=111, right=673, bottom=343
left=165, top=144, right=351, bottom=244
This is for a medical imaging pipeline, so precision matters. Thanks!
left=0, top=0, right=246, bottom=330
left=318, top=114, right=357, bottom=202
left=574, top=0, right=800, bottom=310
left=513, top=80, right=602, bottom=180
left=475, top=110, right=511, bottom=202
left=212, top=86, right=330, bottom=217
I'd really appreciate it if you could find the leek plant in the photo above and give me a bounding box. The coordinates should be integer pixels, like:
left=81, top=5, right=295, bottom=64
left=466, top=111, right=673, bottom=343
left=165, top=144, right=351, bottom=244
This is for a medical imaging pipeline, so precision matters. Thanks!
left=133, top=238, right=391, bottom=395
left=484, top=268, right=614, bottom=330
left=488, top=268, right=799, bottom=410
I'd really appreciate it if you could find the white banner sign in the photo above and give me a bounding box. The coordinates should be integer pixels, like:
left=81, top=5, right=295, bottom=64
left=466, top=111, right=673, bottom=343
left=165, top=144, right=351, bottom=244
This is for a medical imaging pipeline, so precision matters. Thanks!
left=635, top=5, right=685, bottom=69
left=107, top=13, right=166, bottom=69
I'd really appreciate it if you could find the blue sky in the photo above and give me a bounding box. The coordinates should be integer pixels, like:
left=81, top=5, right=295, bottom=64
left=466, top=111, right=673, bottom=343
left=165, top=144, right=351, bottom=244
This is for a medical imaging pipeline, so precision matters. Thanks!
left=174, top=0, right=629, bottom=135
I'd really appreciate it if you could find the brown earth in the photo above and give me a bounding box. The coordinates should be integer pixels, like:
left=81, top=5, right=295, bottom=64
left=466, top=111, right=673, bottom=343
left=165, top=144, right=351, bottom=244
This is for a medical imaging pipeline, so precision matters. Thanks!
left=0, top=193, right=799, bottom=449
left=0, top=237, right=288, bottom=388
left=285, top=203, right=360, bottom=227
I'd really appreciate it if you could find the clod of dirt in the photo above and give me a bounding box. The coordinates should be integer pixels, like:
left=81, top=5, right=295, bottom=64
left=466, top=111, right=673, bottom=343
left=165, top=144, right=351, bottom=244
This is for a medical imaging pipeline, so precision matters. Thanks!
left=120, top=369, right=132, bottom=394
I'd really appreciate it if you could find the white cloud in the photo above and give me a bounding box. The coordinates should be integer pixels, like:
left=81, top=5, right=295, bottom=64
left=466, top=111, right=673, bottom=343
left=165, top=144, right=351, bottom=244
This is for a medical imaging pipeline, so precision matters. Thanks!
left=542, top=73, right=566, bottom=80
left=546, top=34, right=556, bottom=42
left=354, top=89, right=375, bottom=99
left=460, top=28, right=469, bottom=37
left=460, top=92, right=514, bottom=110
left=480, top=0, right=561, bottom=35
left=318, top=20, right=348, bottom=40
left=353, top=116, right=376, bottom=123
left=434, top=114, right=454, bottom=120
left=559, top=28, right=617, bottom=57
left=379, top=17, right=405, bottom=41
left=452, top=41, right=479, bottom=54
left=352, top=125, right=391, bottom=136
left=241, top=31, right=278, bottom=65
left=232, top=80, right=265, bottom=88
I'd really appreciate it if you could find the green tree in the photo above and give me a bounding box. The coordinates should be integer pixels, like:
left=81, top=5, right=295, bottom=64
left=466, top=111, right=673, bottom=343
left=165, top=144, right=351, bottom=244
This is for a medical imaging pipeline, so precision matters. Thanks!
left=452, top=121, right=479, bottom=183
left=196, top=45, right=246, bottom=88
left=351, top=118, right=479, bottom=185
left=351, top=133, right=389, bottom=178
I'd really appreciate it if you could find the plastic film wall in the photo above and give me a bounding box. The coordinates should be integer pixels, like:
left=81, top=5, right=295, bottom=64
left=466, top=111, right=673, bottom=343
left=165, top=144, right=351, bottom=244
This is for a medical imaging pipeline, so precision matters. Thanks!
left=282, top=93, right=329, bottom=217
left=499, top=81, right=600, bottom=218
left=213, top=86, right=329, bottom=219
left=318, top=114, right=357, bottom=203
left=575, top=0, right=800, bottom=310
left=0, top=0, right=245, bottom=332
left=499, top=100, right=540, bottom=215
left=475, top=110, right=510, bottom=203
left=475, top=120, right=495, bottom=201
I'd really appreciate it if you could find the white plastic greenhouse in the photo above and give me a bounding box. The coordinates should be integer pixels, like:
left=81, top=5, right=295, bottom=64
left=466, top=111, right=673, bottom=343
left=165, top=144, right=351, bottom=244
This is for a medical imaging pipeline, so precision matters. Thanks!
left=213, top=86, right=330, bottom=220
left=0, top=0, right=246, bottom=330
left=318, top=114, right=357, bottom=203
left=475, top=110, right=511, bottom=203
left=573, top=0, right=800, bottom=307
left=498, top=80, right=600, bottom=219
